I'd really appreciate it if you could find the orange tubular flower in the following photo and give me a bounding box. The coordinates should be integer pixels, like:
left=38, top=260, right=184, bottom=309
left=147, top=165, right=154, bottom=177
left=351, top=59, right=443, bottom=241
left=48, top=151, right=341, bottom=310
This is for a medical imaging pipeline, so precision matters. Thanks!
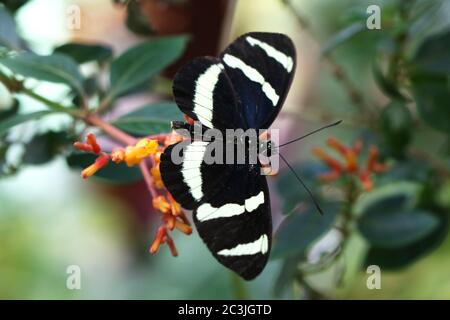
left=313, top=137, right=387, bottom=191
left=153, top=196, right=171, bottom=214
left=149, top=224, right=181, bottom=256
left=73, top=133, right=101, bottom=154
left=124, top=138, right=158, bottom=166
left=81, top=154, right=110, bottom=179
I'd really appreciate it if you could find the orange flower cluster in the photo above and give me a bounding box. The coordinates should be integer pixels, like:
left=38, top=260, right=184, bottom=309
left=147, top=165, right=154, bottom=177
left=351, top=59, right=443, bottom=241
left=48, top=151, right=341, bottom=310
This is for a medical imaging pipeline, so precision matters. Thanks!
left=148, top=134, right=192, bottom=256
left=74, top=134, right=158, bottom=179
left=312, top=137, right=387, bottom=191
left=74, top=132, right=190, bottom=257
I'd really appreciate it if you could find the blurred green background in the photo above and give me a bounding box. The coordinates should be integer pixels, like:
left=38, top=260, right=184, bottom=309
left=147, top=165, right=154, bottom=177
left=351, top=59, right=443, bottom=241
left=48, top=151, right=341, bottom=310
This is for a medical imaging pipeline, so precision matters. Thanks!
left=1, top=0, right=449, bottom=299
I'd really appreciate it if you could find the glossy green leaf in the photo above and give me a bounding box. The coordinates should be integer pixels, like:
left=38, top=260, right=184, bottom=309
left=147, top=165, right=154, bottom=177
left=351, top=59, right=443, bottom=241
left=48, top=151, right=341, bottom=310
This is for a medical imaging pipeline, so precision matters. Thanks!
left=411, top=74, right=450, bottom=134
left=354, top=182, right=421, bottom=215
left=358, top=209, right=439, bottom=248
left=54, top=43, right=113, bottom=64
left=0, top=110, right=53, bottom=136
left=112, top=101, right=182, bottom=136
left=109, top=36, right=187, bottom=98
left=271, top=202, right=339, bottom=260
left=412, top=28, right=450, bottom=75
left=0, top=52, right=84, bottom=95
left=357, top=182, right=440, bottom=248
left=364, top=211, right=448, bottom=270
left=66, top=152, right=142, bottom=184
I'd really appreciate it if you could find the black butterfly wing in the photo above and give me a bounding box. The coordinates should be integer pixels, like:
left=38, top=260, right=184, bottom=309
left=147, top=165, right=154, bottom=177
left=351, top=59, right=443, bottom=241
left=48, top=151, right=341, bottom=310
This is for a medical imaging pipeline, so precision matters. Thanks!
left=160, top=141, right=272, bottom=280
left=172, top=56, right=247, bottom=130
left=220, top=32, right=296, bottom=129
left=163, top=32, right=296, bottom=279
left=193, top=164, right=271, bottom=280
left=160, top=140, right=235, bottom=210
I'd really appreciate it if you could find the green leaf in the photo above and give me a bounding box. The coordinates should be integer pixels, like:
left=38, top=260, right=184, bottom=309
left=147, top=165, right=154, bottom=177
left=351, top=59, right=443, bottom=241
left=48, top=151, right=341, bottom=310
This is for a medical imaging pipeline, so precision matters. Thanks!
left=66, top=152, right=142, bottom=184
left=0, top=110, right=53, bottom=136
left=379, top=100, right=413, bottom=157
left=0, top=6, right=21, bottom=49
left=54, top=43, right=113, bottom=64
left=0, top=52, right=84, bottom=95
left=364, top=211, right=448, bottom=270
left=412, top=28, right=450, bottom=75
left=354, top=181, right=421, bottom=215
left=23, top=131, right=71, bottom=165
left=112, top=101, right=183, bottom=136
left=322, top=22, right=365, bottom=55
left=411, top=74, right=450, bottom=134
left=109, top=36, right=187, bottom=98
left=358, top=209, right=439, bottom=249
left=271, top=203, right=339, bottom=260
left=356, top=182, right=440, bottom=248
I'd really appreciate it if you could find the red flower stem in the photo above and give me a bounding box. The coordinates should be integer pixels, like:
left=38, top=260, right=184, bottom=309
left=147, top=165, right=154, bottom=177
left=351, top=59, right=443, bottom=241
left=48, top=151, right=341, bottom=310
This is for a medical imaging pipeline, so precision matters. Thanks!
left=85, top=114, right=137, bottom=146
left=146, top=133, right=171, bottom=143
left=139, top=161, right=158, bottom=199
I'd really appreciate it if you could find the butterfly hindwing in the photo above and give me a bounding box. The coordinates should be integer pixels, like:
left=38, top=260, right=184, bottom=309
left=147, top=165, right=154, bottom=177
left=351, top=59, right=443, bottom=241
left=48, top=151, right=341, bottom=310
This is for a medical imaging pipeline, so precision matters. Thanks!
left=220, top=32, right=296, bottom=129
left=160, top=140, right=235, bottom=209
left=193, top=165, right=272, bottom=280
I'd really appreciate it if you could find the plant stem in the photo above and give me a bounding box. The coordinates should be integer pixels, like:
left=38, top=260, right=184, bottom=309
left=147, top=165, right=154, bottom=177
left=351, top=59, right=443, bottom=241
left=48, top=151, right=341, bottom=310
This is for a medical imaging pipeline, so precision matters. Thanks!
left=21, top=88, right=78, bottom=115
left=85, top=114, right=137, bottom=146
left=97, top=94, right=113, bottom=114
left=0, top=74, right=79, bottom=115
left=139, top=161, right=158, bottom=198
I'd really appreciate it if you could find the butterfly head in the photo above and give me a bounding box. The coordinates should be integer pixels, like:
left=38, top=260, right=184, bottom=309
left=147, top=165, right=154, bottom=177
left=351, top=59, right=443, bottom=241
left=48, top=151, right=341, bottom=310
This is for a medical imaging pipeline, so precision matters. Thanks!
left=259, top=139, right=277, bottom=158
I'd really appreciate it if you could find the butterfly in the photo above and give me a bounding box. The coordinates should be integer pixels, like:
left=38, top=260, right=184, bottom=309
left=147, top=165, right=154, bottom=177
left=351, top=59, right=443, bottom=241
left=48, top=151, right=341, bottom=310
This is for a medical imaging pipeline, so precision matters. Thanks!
left=160, top=32, right=296, bottom=280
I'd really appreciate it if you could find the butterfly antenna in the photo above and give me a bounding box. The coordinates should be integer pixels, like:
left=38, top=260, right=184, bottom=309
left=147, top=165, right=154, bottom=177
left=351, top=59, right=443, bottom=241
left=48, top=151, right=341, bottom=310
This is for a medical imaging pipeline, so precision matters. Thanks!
left=279, top=152, right=324, bottom=216
left=278, top=120, right=342, bottom=148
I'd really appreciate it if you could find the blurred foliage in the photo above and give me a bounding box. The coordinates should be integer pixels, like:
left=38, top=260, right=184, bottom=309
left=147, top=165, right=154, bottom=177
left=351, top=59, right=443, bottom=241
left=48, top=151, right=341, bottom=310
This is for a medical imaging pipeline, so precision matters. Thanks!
left=272, top=0, right=450, bottom=298
left=112, top=102, right=183, bottom=136
left=0, top=0, right=449, bottom=299
left=0, top=3, right=188, bottom=181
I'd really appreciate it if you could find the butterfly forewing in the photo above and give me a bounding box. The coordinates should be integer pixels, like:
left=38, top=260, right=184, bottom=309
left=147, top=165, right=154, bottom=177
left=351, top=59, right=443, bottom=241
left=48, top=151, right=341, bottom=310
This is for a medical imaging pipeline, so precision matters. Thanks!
left=172, top=57, right=246, bottom=130
left=220, top=32, right=296, bottom=129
